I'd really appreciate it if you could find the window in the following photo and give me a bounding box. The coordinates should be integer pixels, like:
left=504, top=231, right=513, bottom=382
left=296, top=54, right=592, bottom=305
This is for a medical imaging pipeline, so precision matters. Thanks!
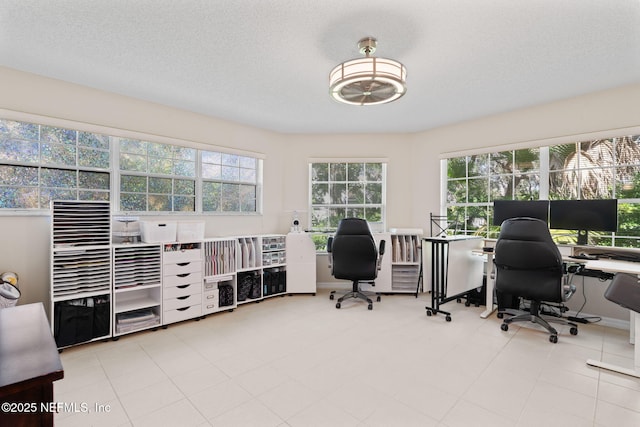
left=119, top=139, right=196, bottom=212
left=0, top=117, right=262, bottom=214
left=201, top=151, right=258, bottom=213
left=445, top=135, right=640, bottom=247
left=446, top=148, right=540, bottom=238
left=309, top=161, right=385, bottom=250
left=0, top=119, right=110, bottom=209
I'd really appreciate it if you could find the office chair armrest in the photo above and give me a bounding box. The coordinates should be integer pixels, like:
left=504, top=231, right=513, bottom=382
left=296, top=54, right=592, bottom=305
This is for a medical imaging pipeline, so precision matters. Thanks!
left=326, top=236, right=333, bottom=269
left=377, top=239, right=386, bottom=270
left=562, top=261, right=583, bottom=301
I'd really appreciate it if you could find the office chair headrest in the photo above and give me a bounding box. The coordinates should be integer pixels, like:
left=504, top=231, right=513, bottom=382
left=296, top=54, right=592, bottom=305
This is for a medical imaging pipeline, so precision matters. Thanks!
left=498, top=217, right=554, bottom=243
left=335, top=218, right=372, bottom=236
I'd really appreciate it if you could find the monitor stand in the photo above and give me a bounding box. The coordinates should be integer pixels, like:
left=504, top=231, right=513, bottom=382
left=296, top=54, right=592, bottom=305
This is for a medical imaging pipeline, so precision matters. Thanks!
left=577, top=230, right=588, bottom=245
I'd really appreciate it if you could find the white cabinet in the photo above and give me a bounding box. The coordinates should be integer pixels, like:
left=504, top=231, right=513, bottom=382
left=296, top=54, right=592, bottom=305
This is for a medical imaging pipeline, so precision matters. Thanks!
left=286, top=232, right=316, bottom=294
left=389, top=233, right=422, bottom=293
left=203, top=239, right=237, bottom=314
left=50, top=200, right=112, bottom=348
left=261, top=235, right=286, bottom=298
left=162, top=242, right=203, bottom=325
left=112, top=244, right=162, bottom=336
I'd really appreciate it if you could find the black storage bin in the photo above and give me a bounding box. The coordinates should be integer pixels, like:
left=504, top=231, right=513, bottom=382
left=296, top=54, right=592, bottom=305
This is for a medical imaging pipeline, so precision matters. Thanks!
left=277, top=269, right=286, bottom=293
left=54, top=299, right=94, bottom=347
left=92, top=296, right=111, bottom=338
left=219, top=284, right=234, bottom=307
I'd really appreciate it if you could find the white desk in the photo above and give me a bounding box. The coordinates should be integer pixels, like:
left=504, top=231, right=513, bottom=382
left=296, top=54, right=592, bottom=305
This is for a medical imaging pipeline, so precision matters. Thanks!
left=573, top=257, right=640, bottom=378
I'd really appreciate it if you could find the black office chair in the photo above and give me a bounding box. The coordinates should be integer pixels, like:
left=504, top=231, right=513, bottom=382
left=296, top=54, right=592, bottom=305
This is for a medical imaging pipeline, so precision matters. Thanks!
left=494, top=217, right=579, bottom=343
left=327, top=218, right=385, bottom=310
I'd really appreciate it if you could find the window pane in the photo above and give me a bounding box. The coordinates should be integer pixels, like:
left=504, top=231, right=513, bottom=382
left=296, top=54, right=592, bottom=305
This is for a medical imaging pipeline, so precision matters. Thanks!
left=239, top=168, right=256, bottom=183
left=347, top=183, right=364, bottom=203
left=240, top=184, right=256, bottom=212
left=173, top=196, right=195, bottom=211
left=447, top=157, right=467, bottom=179
left=347, top=163, right=365, bottom=181
left=79, top=190, right=109, bottom=201
left=616, top=166, right=640, bottom=198
left=311, top=183, right=328, bottom=204
left=202, top=163, right=221, bottom=179
left=174, top=146, right=196, bottom=161
left=329, top=163, right=346, bottom=181
left=239, top=156, right=256, bottom=169
left=514, top=174, right=540, bottom=199
left=0, top=187, right=38, bottom=208
left=40, top=188, right=76, bottom=205
left=467, top=177, right=488, bottom=203
left=0, top=165, right=38, bottom=186
left=346, top=207, right=364, bottom=218
left=515, top=148, right=539, bottom=172
left=0, top=120, right=39, bottom=140
left=79, top=171, right=110, bottom=190
left=311, top=207, right=329, bottom=229
left=222, top=154, right=239, bottom=167
left=365, top=163, right=382, bottom=181
left=467, top=206, right=489, bottom=232
left=580, top=168, right=613, bottom=199
left=78, top=132, right=109, bottom=149
left=120, top=153, right=147, bottom=172
left=175, top=179, right=195, bottom=195
left=121, top=175, right=146, bottom=193
left=0, top=139, right=39, bottom=163
left=149, top=177, right=172, bottom=194
left=618, top=203, right=640, bottom=237
left=330, top=183, right=347, bottom=204
left=120, top=139, right=147, bottom=154
left=147, top=142, right=172, bottom=158
left=329, top=207, right=346, bottom=227
left=468, top=154, right=488, bottom=176
left=490, top=175, right=512, bottom=200
left=221, top=183, right=239, bottom=211
left=202, top=181, right=221, bottom=211
left=365, top=207, right=382, bottom=222
left=489, top=151, right=512, bottom=175
left=365, top=183, right=382, bottom=204
left=149, top=157, right=172, bottom=174
left=312, top=163, right=328, bottom=181
left=173, top=160, right=195, bottom=177
left=41, top=168, right=76, bottom=188
left=148, top=194, right=171, bottom=211
left=41, top=126, right=76, bottom=145
left=41, top=143, right=76, bottom=166
left=121, top=193, right=146, bottom=211
left=447, top=179, right=466, bottom=203
left=221, top=165, right=239, bottom=181
left=78, top=147, right=109, bottom=168
left=202, top=151, right=221, bottom=164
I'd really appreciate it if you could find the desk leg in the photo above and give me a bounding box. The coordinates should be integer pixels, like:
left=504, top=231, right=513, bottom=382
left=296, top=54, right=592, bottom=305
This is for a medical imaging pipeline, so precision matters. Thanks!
left=480, top=252, right=496, bottom=318
left=586, top=312, right=640, bottom=378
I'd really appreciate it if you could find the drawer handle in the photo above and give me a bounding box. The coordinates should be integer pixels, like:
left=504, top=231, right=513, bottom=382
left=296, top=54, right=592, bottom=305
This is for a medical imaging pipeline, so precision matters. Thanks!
left=177, top=306, right=190, bottom=311
left=177, top=295, right=190, bottom=300
left=177, top=284, right=190, bottom=289
left=177, top=273, right=191, bottom=278
left=207, top=304, right=215, bottom=309
left=177, top=262, right=191, bottom=267
left=207, top=295, right=215, bottom=299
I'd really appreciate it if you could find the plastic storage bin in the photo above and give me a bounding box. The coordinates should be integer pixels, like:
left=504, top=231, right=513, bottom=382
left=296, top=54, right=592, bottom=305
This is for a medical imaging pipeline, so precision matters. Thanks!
left=140, top=221, right=177, bottom=243
left=177, top=221, right=205, bottom=241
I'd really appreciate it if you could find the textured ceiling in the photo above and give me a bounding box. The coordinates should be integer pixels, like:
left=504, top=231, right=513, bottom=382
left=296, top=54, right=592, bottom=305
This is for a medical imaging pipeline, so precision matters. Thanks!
left=1, top=0, right=640, bottom=134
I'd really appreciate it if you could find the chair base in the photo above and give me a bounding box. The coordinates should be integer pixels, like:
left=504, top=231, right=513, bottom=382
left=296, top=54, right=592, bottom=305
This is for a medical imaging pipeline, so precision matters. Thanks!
left=330, top=280, right=380, bottom=310
left=499, top=301, right=578, bottom=343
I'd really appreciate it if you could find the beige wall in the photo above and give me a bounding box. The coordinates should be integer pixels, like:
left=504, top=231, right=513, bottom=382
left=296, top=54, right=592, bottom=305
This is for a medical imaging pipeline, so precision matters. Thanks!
left=1, top=66, right=639, bottom=322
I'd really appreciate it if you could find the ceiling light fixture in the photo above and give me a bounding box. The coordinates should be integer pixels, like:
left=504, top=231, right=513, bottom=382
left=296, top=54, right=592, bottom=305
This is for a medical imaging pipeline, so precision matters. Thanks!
left=329, top=37, right=407, bottom=106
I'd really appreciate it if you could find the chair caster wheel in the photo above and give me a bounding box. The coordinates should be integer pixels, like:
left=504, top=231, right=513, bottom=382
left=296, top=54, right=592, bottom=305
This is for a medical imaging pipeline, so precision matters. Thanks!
left=329, top=294, right=334, bottom=300
left=368, top=304, right=373, bottom=310
left=497, top=312, right=504, bottom=319
left=335, top=302, right=341, bottom=309
left=376, top=296, right=381, bottom=302
left=500, top=323, right=509, bottom=331
left=456, top=298, right=462, bottom=303
left=464, top=301, right=470, bottom=307
left=570, top=327, right=578, bottom=335
left=445, top=315, right=452, bottom=322
left=549, top=335, right=558, bottom=343
left=426, top=310, right=432, bottom=316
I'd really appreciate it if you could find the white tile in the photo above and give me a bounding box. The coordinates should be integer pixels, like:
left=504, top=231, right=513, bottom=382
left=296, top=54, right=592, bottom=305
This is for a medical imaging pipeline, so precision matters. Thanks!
left=171, top=363, right=229, bottom=396
left=130, top=399, right=206, bottom=427
left=189, top=378, right=253, bottom=420
left=286, top=398, right=360, bottom=427
left=210, top=399, right=284, bottom=427
left=361, top=398, right=438, bottom=427
left=257, top=379, right=321, bottom=420
left=119, top=378, right=184, bottom=420
left=595, top=400, right=640, bottom=427
left=597, top=381, right=640, bottom=412
left=442, top=399, right=516, bottom=427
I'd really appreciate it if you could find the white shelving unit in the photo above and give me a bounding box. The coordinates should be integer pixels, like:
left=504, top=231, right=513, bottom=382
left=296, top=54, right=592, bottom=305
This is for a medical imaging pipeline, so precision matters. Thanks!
left=236, top=236, right=262, bottom=304
left=261, top=235, right=286, bottom=298
left=390, top=232, right=422, bottom=293
left=203, top=239, right=237, bottom=314
left=162, top=242, right=203, bottom=325
left=112, top=244, right=162, bottom=336
left=50, top=200, right=112, bottom=348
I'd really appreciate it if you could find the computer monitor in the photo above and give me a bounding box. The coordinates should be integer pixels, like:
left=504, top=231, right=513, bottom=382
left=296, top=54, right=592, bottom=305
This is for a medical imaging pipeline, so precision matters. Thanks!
left=549, top=199, right=618, bottom=244
left=492, top=200, right=550, bottom=226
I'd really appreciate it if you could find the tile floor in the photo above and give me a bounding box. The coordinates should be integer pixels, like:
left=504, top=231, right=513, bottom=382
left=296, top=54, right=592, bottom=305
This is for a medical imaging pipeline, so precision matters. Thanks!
left=54, top=289, right=640, bottom=426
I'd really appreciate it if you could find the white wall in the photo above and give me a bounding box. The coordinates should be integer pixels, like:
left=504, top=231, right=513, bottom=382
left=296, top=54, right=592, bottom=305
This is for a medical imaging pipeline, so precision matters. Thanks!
left=2, top=65, right=639, bottom=322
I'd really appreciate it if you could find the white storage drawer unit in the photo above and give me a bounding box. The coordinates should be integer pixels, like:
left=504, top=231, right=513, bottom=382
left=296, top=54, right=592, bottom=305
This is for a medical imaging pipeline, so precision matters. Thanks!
left=163, top=242, right=203, bottom=325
